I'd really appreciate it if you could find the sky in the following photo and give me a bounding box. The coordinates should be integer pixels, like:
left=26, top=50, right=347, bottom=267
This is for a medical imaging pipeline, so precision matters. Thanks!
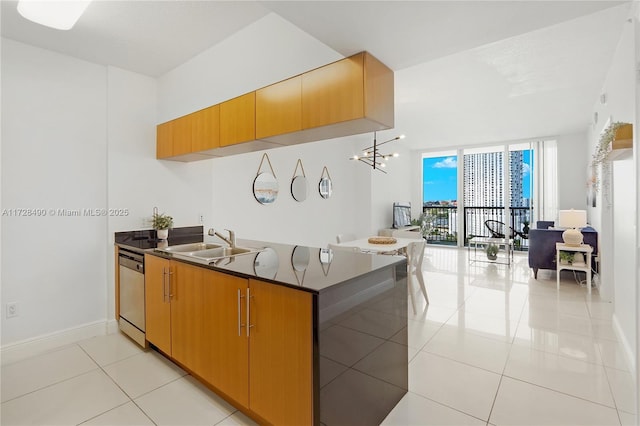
left=423, top=150, right=532, bottom=202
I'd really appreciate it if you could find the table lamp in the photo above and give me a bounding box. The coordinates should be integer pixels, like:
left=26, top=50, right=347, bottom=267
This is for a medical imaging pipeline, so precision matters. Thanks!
left=558, top=209, right=587, bottom=246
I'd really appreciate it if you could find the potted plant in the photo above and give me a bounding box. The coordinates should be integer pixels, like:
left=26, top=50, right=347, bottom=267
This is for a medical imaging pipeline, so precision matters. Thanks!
left=558, top=251, right=573, bottom=265
left=411, top=212, right=436, bottom=240
left=486, top=243, right=499, bottom=260
left=152, top=211, right=173, bottom=240
left=591, top=121, right=629, bottom=192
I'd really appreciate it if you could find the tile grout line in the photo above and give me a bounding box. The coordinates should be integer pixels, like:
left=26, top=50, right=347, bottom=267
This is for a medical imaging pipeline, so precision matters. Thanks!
left=1, top=344, right=101, bottom=404
left=502, top=374, right=620, bottom=412
left=405, top=390, right=489, bottom=424
left=76, top=342, right=161, bottom=425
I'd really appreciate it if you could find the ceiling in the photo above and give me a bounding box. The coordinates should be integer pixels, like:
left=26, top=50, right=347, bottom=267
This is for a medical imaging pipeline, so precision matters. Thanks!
left=0, top=1, right=632, bottom=150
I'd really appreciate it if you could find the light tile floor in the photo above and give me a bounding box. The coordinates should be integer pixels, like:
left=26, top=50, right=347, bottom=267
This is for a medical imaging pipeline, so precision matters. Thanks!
left=1, top=247, right=636, bottom=425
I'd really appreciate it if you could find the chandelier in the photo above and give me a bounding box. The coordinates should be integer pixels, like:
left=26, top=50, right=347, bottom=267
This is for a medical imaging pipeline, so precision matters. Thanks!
left=350, top=132, right=404, bottom=173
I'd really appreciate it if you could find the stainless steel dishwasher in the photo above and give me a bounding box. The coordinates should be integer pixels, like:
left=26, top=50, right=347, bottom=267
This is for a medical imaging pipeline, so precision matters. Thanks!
left=118, top=248, right=146, bottom=347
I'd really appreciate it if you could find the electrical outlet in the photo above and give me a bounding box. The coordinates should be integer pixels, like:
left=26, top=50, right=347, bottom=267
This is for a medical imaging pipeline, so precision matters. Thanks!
left=199, top=214, right=204, bottom=224
left=6, top=302, right=18, bottom=318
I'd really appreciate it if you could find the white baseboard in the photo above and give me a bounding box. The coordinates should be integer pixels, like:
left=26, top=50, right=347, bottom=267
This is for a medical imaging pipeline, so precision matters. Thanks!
left=106, top=319, right=119, bottom=334
left=1, top=320, right=112, bottom=365
left=612, top=314, right=637, bottom=376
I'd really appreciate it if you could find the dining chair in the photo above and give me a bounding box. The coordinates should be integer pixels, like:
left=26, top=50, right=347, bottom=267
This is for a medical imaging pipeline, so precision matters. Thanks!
left=328, top=243, right=360, bottom=253
left=336, top=233, right=356, bottom=244
left=406, top=240, right=429, bottom=311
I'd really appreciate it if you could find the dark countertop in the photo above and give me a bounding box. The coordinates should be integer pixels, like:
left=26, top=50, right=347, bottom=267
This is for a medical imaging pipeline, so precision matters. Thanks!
left=115, top=227, right=405, bottom=294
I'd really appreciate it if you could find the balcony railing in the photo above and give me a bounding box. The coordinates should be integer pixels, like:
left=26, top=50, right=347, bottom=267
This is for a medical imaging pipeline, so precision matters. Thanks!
left=464, top=207, right=531, bottom=250
left=422, top=206, right=532, bottom=250
left=421, top=206, right=458, bottom=245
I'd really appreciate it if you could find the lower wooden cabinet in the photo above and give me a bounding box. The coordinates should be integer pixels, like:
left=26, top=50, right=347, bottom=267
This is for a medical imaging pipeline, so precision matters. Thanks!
left=144, top=256, right=313, bottom=425
left=170, top=262, right=205, bottom=373
left=144, top=255, right=172, bottom=355
left=201, top=270, right=249, bottom=407
left=248, top=279, right=313, bottom=425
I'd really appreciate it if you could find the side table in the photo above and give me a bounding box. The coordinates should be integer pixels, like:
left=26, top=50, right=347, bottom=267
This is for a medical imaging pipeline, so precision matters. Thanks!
left=556, top=243, right=593, bottom=294
left=469, top=237, right=513, bottom=267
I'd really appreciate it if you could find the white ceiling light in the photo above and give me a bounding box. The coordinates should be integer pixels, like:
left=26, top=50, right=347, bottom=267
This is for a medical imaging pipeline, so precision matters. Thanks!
left=17, top=0, right=92, bottom=30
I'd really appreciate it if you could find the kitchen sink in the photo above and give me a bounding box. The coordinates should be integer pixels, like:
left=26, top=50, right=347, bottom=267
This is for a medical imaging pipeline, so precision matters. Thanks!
left=190, top=247, right=254, bottom=258
left=158, top=242, right=222, bottom=255
left=157, top=243, right=259, bottom=263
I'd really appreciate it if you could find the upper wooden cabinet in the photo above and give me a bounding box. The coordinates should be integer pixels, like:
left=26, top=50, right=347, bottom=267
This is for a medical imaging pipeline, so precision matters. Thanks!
left=156, top=107, right=220, bottom=162
left=172, top=114, right=193, bottom=157
left=302, top=53, right=364, bottom=129
left=156, top=120, right=174, bottom=159
left=220, top=92, right=255, bottom=147
left=157, top=51, right=394, bottom=161
left=256, top=76, right=302, bottom=139
left=155, top=114, right=193, bottom=159
left=191, top=105, right=220, bottom=153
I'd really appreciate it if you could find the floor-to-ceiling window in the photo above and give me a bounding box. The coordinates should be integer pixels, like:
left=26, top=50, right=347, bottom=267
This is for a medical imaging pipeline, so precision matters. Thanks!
left=422, top=143, right=535, bottom=249
left=422, top=151, right=458, bottom=245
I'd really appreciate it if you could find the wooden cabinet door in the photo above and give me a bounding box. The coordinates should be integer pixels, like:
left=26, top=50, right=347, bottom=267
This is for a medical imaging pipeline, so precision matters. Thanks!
left=172, top=114, right=193, bottom=157
left=192, top=105, right=220, bottom=152
left=248, top=279, right=313, bottom=425
left=202, top=271, right=249, bottom=406
left=144, top=255, right=172, bottom=355
left=170, top=262, right=204, bottom=375
left=156, top=121, right=174, bottom=159
left=302, top=53, right=364, bottom=130
left=256, top=76, right=302, bottom=139
left=220, top=92, right=255, bottom=146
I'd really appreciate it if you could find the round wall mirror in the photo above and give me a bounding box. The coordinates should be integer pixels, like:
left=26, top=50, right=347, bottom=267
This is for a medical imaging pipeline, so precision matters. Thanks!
left=253, top=248, right=279, bottom=279
left=291, top=176, right=308, bottom=202
left=319, top=177, right=332, bottom=199
left=291, top=246, right=310, bottom=271
left=253, top=172, right=279, bottom=205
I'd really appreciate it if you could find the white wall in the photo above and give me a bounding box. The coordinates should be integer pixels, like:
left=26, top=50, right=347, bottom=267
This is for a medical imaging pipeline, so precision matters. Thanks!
left=370, top=139, right=412, bottom=231
left=588, top=15, right=636, bottom=365
left=1, top=39, right=217, bottom=347
left=158, top=13, right=342, bottom=122
left=1, top=39, right=108, bottom=344
left=556, top=132, right=588, bottom=211
left=157, top=13, right=408, bottom=247
left=106, top=66, right=213, bottom=321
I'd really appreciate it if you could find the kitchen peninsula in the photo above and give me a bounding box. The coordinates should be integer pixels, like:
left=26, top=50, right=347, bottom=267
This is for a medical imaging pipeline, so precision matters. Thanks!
left=115, top=227, right=408, bottom=425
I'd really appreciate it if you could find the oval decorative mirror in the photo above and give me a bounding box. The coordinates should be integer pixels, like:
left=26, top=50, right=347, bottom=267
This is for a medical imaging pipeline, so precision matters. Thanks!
left=290, top=159, right=308, bottom=202
left=253, top=247, right=279, bottom=279
left=253, top=153, right=278, bottom=205
left=291, top=246, right=310, bottom=271
left=291, top=246, right=310, bottom=285
left=318, top=166, right=332, bottom=199
left=291, top=176, right=307, bottom=202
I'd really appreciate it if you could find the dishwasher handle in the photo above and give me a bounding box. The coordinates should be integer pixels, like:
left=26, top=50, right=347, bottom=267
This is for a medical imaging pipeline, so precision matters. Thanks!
left=119, top=249, right=144, bottom=274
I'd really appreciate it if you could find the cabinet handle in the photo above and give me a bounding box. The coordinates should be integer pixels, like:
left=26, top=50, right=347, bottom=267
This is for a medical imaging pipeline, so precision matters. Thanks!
left=162, top=268, right=168, bottom=303
left=246, top=288, right=255, bottom=337
left=237, top=289, right=246, bottom=337
left=167, top=269, right=174, bottom=300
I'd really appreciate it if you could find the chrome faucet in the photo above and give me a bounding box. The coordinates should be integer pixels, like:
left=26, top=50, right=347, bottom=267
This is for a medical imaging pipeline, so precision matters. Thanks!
left=208, top=228, right=236, bottom=248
